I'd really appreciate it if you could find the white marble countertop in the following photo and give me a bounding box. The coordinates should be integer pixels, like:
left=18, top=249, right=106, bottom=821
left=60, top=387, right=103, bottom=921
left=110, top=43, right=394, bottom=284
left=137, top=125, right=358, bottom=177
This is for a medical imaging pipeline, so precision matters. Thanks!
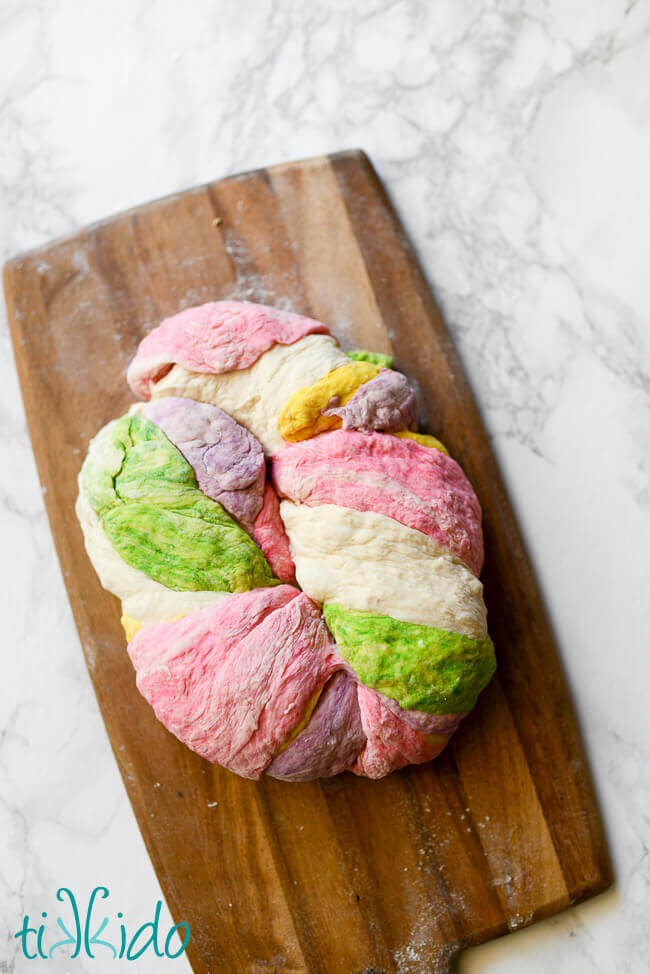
left=1, top=1, right=649, bottom=972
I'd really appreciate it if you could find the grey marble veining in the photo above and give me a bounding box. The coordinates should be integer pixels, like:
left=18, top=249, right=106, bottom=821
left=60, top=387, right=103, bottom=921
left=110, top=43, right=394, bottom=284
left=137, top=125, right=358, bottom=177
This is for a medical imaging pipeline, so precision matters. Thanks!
left=1, top=1, right=649, bottom=971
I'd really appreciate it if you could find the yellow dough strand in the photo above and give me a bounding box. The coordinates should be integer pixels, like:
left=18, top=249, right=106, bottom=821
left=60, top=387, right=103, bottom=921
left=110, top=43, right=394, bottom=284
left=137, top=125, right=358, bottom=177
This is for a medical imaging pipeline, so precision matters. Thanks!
left=392, top=430, right=449, bottom=455
left=122, top=614, right=143, bottom=641
left=121, top=612, right=187, bottom=642
left=278, top=361, right=382, bottom=442
left=274, top=684, right=324, bottom=754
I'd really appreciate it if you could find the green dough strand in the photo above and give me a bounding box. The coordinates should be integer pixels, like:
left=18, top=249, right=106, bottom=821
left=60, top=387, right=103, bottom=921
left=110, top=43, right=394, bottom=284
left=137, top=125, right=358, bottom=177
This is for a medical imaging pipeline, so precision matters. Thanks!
left=346, top=349, right=394, bottom=369
left=80, top=413, right=278, bottom=593
left=323, top=604, right=496, bottom=714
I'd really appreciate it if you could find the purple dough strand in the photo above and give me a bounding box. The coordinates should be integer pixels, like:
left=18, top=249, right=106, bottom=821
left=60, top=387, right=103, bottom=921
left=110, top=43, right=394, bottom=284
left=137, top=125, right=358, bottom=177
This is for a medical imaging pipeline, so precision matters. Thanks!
left=265, top=671, right=366, bottom=781
left=143, top=397, right=266, bottom=532
left=323, top=369, right=418, bottom=433
left=375, top=692, right=467, bottom=738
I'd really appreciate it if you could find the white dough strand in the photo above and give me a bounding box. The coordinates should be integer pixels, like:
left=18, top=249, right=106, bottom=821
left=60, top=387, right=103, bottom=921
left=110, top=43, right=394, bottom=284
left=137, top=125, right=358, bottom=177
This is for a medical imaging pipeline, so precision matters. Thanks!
left=150, top=333, right=349, bottom=454
left=279, top=501, right=487, bottom=639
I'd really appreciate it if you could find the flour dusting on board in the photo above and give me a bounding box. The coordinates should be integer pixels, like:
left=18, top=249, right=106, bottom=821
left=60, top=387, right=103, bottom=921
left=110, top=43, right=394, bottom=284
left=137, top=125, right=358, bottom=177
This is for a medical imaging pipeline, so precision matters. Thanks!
left=392, top=908, right=460, bottom=973
left=222, top=231, right=300, bottom=312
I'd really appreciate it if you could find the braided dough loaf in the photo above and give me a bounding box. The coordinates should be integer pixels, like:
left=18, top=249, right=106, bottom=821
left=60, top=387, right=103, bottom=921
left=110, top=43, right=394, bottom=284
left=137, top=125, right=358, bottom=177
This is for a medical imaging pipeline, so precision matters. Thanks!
left=77, top=301, right=495, bottom=780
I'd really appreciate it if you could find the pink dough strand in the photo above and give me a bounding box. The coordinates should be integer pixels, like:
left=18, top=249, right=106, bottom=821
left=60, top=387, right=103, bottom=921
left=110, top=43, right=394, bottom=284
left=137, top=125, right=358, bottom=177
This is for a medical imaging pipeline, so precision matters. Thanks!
left=127, top=300, right=331, bottom=399
left=351, top=685, right=449, bottom=778
left=252, top=483, right=297, bottom=585
left=272, top=429, right=484, bottom=575
left=128, top=586, right=341, bottom=779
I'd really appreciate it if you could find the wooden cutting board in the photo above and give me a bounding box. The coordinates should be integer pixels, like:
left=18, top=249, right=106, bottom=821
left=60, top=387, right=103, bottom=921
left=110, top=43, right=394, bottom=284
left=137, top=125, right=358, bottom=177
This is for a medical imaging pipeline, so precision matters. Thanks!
left=4, top=150, right=612, bottom=973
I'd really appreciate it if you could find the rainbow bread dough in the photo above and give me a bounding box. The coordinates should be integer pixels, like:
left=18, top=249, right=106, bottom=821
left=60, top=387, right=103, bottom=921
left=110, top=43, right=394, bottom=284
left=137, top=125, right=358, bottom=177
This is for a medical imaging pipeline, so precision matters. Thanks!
left=77, top=300, right=495, bottom=780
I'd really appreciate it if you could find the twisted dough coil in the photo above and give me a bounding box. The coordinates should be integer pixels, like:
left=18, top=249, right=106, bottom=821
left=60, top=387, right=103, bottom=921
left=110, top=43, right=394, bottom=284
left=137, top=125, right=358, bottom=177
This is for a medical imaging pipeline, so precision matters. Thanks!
left=77, top=301, right=495, bottom=780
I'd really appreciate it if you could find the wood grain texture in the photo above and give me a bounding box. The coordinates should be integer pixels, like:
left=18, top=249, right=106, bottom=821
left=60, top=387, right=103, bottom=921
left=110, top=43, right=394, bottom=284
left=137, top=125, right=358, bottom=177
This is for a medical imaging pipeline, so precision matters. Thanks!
left=3, top=150, right=612, bottom=973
